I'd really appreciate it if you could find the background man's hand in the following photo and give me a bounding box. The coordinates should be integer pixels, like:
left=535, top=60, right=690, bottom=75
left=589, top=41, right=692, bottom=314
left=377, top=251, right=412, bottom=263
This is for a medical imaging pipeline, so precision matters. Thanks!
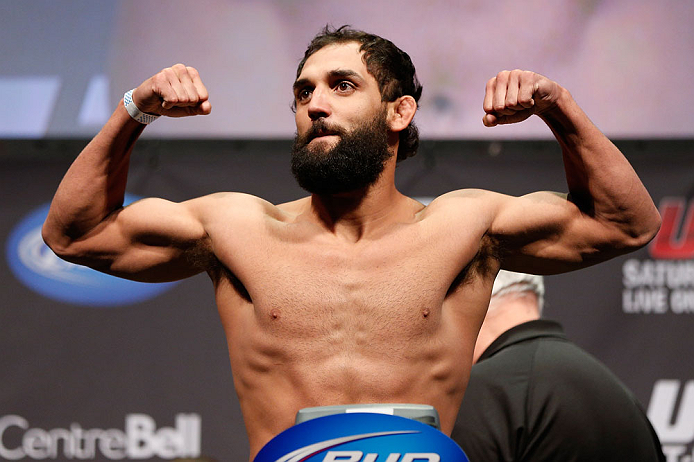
left=482, top=70, right=562, bottom=127
left=132, top=64, right=211, bottom=118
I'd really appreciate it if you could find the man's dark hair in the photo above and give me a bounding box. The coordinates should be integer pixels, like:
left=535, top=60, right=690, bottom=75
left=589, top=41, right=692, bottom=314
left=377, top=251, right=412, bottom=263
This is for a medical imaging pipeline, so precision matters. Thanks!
left=295, top=25, right=423, bottom=162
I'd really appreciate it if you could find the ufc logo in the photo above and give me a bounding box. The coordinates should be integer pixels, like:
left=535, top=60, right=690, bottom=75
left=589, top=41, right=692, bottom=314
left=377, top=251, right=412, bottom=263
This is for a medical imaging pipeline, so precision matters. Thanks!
left=650, top=198, right=694, bottom=259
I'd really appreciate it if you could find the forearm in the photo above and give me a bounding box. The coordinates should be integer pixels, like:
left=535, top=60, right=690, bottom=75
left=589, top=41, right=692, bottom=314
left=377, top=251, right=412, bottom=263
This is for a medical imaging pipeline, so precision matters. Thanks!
left=540, top=88, right=661, bottom=246
left=42, top=102, right=145, bottom=249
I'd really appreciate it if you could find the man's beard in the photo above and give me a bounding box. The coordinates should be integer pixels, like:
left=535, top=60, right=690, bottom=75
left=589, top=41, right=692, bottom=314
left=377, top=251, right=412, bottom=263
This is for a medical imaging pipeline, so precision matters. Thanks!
left=290, top=109, right=392, bottom=195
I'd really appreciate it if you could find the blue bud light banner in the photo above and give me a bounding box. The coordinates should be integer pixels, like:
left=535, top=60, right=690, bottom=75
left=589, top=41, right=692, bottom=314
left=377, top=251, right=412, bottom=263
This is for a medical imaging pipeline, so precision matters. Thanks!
left=254, top=413, right=468, bottom=462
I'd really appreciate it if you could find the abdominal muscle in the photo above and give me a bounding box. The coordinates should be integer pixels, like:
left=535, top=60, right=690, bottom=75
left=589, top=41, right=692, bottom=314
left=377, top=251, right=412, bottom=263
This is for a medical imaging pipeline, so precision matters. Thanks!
left=213, top=274, right=481, bottom=459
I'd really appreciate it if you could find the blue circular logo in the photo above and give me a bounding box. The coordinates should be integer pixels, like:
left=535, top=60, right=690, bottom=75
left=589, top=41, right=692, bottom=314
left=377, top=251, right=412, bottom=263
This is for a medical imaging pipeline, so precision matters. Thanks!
left=255, top=413, right=468, bottom=462
left=6, top=197, right=179, bottom=307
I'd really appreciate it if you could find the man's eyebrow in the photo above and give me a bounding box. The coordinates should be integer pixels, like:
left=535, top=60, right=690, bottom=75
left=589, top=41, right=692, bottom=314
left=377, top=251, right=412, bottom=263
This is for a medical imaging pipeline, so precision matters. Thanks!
left=329, top=69, right=363, bottom=81
left=293, top=69, right=364, bottom=93
left=293, top=78, right=310, bottom=93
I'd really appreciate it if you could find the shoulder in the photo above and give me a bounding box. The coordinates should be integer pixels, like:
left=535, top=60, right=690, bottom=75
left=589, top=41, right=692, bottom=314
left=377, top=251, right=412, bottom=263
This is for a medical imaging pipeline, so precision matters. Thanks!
left=531, top=337, right=626, bottom=390
left=184, top=192, right=287, bottom=222
left=428, top=188, right=500, bottom=205
left=187, top=191, right=272, bottom=209
left=526, top=336, right=644, bottom=422
left=421, top=189, right=570, bottom=222
left=419, top=189, right=504, bottom=221
left=524, top=339, right=664, bottom=459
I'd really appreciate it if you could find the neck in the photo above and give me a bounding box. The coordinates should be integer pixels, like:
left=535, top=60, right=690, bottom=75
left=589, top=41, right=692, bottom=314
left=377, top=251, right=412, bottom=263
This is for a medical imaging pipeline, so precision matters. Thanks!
left=473, top=293, right=540, bottom=363
left=306, top=159, right=411, bottom=241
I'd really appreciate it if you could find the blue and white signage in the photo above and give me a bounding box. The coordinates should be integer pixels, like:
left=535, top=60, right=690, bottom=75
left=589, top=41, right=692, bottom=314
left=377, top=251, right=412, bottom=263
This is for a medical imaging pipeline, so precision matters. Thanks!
left=255, top=413, right=468, bottom=462
left=6, top=197, right=178, bottom=307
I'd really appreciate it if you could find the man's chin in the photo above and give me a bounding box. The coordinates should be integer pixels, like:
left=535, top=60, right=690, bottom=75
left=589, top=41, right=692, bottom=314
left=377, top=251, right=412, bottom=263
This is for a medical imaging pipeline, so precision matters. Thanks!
left=307, top=135, right=339, bottom=151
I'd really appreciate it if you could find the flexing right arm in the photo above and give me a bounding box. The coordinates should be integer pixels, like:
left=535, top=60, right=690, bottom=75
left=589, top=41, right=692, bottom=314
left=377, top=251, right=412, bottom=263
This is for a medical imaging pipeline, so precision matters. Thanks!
left=42, top=64, right=212, bottom=282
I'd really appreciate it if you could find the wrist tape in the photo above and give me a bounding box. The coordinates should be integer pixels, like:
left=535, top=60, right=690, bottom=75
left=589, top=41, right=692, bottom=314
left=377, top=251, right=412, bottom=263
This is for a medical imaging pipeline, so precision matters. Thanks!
left=123, top=89, right=160, bottom=125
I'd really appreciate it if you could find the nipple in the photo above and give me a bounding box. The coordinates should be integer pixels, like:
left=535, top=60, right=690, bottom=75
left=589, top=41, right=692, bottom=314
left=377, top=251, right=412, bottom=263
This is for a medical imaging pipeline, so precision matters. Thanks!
left=422, top=308, right=430, bottom=318
left=270, top=309, right=281, bottom=320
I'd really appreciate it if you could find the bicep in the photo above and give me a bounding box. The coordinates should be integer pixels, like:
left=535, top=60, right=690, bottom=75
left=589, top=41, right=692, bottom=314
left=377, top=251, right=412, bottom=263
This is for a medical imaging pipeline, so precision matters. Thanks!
left=489, top=191, right=628, bottom=273
left=57, top=197, right=210, bottom=282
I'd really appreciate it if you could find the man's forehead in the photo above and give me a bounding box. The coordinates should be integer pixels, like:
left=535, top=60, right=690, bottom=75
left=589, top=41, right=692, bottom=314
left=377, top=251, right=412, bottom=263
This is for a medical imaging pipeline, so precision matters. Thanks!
left=297, top=42, right=369, bottom=80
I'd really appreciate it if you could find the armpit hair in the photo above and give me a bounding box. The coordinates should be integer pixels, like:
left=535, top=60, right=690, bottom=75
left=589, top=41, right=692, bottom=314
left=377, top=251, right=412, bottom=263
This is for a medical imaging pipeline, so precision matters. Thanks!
left=205, top=253, right=252, bottom=303
left=447, top=233, right=501, bottom=296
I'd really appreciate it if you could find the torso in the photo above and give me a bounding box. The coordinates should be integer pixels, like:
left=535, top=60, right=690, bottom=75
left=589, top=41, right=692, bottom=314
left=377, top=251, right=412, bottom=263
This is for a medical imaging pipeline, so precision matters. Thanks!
left=199, top=192, right=499, bottom=458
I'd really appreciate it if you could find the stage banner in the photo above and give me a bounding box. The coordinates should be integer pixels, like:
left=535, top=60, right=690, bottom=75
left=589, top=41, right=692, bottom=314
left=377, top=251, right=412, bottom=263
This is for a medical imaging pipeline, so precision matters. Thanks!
left=1, top=139, right=692, bottom=461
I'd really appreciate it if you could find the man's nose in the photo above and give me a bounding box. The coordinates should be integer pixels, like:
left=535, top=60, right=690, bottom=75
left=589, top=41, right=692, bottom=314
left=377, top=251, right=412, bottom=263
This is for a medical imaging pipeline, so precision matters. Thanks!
left=307, top=87, right=331, bottom=121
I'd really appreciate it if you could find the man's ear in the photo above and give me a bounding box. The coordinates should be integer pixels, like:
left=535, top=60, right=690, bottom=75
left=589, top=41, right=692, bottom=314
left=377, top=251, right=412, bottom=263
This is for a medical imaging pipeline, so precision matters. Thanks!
left=388, top=95, right=417, bottom=132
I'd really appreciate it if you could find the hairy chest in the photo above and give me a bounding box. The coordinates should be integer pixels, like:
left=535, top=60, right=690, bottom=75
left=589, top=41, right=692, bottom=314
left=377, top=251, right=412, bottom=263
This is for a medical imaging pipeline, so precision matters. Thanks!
left=212, top=218, right=488, bottom=342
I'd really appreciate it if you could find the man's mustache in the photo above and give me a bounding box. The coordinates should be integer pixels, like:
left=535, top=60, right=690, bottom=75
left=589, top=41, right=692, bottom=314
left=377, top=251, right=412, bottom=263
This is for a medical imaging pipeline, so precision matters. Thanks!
left=297, top=119, right=346, bottom=146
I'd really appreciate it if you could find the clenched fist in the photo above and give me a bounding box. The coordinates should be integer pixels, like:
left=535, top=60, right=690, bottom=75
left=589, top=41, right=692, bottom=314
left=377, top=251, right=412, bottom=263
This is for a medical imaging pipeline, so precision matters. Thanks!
left=132, top=64, right=211, bottom=118
left=482, top=70, right=563, bottom=127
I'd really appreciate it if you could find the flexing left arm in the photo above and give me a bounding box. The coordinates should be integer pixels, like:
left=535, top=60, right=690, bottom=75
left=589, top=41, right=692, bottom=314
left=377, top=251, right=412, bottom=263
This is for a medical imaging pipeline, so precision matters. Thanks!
left=484, top=70, right=661, bottom=271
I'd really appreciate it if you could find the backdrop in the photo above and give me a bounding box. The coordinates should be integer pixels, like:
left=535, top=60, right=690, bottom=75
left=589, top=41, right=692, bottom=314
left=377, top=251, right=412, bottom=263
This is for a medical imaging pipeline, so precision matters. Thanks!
left=1, top=138, right=692, bottom=461
left=2, top=0, right=693, bottom=460
left=2, top=0, right=693, bottom=139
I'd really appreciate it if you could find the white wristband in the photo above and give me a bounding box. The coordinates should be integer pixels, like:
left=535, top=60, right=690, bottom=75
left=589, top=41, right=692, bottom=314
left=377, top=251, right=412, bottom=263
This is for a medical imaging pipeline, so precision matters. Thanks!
left=123, top=89, right=160, bottom=125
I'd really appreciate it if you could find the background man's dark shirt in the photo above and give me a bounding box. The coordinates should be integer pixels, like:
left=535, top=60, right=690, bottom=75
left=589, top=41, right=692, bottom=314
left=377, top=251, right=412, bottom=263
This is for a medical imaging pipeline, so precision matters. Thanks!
left=452, top=320, right=665, bottom=462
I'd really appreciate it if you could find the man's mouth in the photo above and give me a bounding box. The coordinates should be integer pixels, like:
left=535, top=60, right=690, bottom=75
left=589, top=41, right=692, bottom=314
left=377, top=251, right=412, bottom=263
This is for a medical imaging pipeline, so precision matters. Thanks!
left=308, top=128, right=340, bottom=144
left=312, top=132, right=336, bottom=141
left=315, top=127, right=338, bottom=136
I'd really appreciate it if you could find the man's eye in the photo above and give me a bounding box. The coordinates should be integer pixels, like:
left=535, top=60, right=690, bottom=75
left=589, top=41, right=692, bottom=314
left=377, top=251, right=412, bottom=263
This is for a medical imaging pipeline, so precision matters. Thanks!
left=297, top=89, right=312, bottom=101
left=336, top=81, right=354, bottom=92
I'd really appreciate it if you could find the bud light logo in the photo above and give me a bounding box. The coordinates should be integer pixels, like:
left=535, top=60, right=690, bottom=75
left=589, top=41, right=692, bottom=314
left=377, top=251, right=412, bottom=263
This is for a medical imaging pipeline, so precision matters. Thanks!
left=6, top=197, right=178, bottom=307
left=255, top=413, right=468, bottom=462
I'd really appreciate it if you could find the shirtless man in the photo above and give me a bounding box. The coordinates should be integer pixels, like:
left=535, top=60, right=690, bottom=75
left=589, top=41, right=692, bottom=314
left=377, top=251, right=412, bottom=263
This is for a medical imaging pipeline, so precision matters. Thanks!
left=42, top=26, right=661, bottom=459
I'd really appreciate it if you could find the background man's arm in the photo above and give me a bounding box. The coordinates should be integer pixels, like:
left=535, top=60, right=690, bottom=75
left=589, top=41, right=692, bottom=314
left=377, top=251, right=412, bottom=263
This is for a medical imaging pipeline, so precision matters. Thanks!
left=42, top=64, right=213, bottom=282
left=483, top=70, right=661, bottom=273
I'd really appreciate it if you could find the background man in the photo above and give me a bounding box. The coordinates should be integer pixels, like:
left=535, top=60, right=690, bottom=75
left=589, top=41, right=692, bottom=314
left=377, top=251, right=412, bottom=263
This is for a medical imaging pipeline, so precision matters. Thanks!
left=452, top=270, right=666, bottom=461
left=41, top=26, right=660, bottom=458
